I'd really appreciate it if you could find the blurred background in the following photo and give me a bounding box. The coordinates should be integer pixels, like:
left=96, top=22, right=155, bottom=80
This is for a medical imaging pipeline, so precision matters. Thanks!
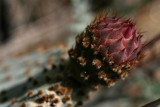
left=0, top=0, right=160, bottom=107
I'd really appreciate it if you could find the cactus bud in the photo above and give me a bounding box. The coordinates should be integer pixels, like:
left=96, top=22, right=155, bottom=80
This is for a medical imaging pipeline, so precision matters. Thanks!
left=68, top=13, right=142, bottom=87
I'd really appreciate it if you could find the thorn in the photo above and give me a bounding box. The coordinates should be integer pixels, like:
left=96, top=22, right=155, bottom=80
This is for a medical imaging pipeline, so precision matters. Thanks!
left=84, top=75, right=90, bottom=80
left=104, top=77, right=108, bottom=81
left=91, top=44, right=96, bottom=49
left=53, top=98, right=60, bottom=104
left=93, top=51, right=98, bottom=55
left=42, top=96, right=47, bottom=102
left=80, top=71, right=89, bottom=80
left=67, top=103, right=72, bottom=107
left=48, top=94, right=55, bottom=100
left=80, top=71, right=87, bottom=77
left=92, top=59, right=102, bottom=69
left=109, top=60, right=114, bottom=65
left=82, top=37, right=90, bottom=48
left=92, top=36, right=98, bottom=41
left=112, top=65, right=119, bottom=72
left=91, top=83, right=99, bottom=90
left=21, top=102, right=26, bottom=107
left=112, top=67, right=118, bottom=72
left=53, top=83, right=60, bottom=90
left=57, top=87, right=67, bottom=95
left=76, top=34, right=83, bottom=44
left=114, top=9, right=118, bottom=18
left=71, top=53, right=77, bottom=59
left=126, top=63, right=131, bottom=68
left=120, top=70, right=129, bottom=80
left=77, top=56, right=87, bottom=66
left=38, top=90, right=43, bottom=95
left=12, top=98, right=17, bottom=104
left=107, top=79, right=115, bottom=87
left=106, top=9, right=111, bottom=16
left=98, top=71, right=106, bottom=79
left=28, top=90, right=33, bottom=97
left=118, top=69, right=122, bottom=74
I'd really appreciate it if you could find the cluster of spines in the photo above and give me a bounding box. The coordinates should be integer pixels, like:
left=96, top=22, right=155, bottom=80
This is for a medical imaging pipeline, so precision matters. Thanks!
left=11, top=83, right=73, bottom=107
left=69, top=31, right=118, bottom=87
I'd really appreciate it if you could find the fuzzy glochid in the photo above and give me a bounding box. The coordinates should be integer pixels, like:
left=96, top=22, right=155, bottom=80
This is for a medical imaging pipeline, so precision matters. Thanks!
left=68, top=12, right=142, bottom=88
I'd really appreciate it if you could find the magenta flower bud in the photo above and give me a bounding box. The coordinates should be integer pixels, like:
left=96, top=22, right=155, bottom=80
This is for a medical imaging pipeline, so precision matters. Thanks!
left=68, top=13, right=142, bottom=87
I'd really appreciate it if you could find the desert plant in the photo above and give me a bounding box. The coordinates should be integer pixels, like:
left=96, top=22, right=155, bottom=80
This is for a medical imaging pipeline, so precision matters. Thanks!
left=0, top=11, right=160, bottom=107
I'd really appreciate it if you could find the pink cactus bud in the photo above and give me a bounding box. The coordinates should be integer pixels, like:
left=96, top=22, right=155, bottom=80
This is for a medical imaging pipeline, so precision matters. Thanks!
left=90, top=16, right=142, bottom=64
left=68, top=12, right=142, bottom=87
